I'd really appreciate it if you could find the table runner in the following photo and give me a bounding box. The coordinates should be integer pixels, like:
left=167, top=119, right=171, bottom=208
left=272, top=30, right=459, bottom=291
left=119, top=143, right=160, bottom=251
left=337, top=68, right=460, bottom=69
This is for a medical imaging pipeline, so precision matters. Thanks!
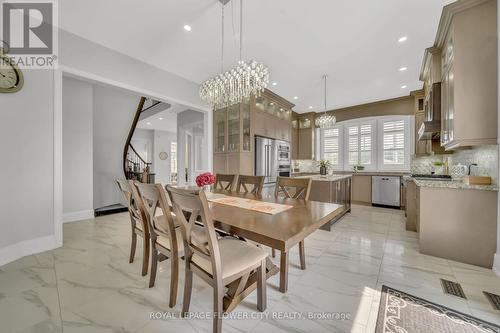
left=206, top=193, right=292, bottom=215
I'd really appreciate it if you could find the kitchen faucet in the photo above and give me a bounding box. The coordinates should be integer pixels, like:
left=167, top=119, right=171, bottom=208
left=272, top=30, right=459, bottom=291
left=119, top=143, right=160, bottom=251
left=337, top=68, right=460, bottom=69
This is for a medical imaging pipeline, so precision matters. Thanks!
left=467, top=163, right=478, bottom=175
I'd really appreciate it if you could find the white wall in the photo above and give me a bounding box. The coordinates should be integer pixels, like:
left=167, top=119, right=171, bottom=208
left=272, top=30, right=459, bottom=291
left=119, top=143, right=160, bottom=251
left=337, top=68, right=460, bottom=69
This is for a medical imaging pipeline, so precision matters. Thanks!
left=153, top=130, right=177, bottom=185
left=93, top=84, right=140, bottom=209
left=62, top=77, right=94, bottom=222
left=0, top=70, right=56, bottom=265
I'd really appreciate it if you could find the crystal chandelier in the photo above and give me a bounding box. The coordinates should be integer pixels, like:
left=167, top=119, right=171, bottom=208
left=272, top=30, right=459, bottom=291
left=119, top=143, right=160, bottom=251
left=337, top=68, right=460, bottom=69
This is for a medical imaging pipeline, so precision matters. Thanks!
left=315, top=74, right=336, bottom=129
left=199, top=0, right=269, bottom=109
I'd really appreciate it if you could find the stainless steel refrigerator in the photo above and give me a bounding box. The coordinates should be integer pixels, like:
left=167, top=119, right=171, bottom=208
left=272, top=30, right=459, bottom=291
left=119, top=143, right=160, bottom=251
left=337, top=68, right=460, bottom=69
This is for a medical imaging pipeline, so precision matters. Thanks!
left=255, top=136, right=278, bottom=185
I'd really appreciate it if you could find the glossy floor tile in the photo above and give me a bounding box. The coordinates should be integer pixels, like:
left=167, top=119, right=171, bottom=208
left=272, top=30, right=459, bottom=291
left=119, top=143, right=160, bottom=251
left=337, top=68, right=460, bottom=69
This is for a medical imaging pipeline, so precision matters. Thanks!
left=1, top=205, right=499, bottom=332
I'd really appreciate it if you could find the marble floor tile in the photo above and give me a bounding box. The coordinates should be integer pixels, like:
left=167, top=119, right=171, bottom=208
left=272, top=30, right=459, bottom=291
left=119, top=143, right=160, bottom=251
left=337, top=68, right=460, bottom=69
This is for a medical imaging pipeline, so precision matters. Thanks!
left=1, top=204, right=499, bottom=332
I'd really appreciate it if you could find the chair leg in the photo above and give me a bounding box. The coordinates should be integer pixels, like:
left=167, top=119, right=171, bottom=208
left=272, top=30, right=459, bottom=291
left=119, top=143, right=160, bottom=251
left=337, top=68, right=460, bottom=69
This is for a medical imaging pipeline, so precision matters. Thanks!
left=129, top=232, right=137, bottom=263
left=299, top=240, right=306, bottom=270
left=149, top=248, right=158, bottom=288
left=169, top=253, right=179, bottom=308
left=213, top=285, right=224, bottom=333
left=256, top=259, right=267, bottom=312
left=271, top=248, right=276, bottom=258
left=141, top=236, right=150, bottom=276
left=181, top=266, right=193, bottom=317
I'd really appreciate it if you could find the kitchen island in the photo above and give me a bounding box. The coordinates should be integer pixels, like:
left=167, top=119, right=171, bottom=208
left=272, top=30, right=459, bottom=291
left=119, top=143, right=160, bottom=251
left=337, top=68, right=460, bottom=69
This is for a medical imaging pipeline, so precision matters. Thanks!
left=294, top=174, right=352, bottom=230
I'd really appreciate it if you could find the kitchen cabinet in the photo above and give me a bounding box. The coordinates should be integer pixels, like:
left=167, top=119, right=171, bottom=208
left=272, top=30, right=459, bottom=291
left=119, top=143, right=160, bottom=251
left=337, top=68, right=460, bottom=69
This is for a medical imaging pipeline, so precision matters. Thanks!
left=426, top=0, right=497, bottom=150
left=405, top=180, right=417, bottom=231
left=291, top=118, right=299, bottom=160
left=307, top=177, right=352, bottom=230
left=213, top=90, right=294, bottom=175
left=294, top=113, right=315, bottom=160
left=352, top=175, right=372, bottom=204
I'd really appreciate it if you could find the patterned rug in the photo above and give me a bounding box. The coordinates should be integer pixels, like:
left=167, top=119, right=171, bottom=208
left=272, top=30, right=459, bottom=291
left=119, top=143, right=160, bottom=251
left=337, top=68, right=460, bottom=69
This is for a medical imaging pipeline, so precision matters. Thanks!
left=375, top=285, right=500, bottom=333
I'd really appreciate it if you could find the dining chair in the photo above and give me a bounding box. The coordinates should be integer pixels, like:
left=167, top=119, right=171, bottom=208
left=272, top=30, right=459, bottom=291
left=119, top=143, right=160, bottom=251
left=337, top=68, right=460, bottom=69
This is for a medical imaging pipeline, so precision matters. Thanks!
left=166, top=186, right=268, bottom=333
left=236, top=175, right=265, bottom=195
left=274, top=176, right=312, bottom=269
left=134, top=182, right=185, bottom=308
left=215, top=174, right=237, bottom=191
left=116, top=179, right=150, bottom=276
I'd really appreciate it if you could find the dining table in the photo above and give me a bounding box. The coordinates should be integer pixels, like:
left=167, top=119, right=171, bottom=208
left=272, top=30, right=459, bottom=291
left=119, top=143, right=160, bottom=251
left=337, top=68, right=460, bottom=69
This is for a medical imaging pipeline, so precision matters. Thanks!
left=204, top=189, right=343, bottom=312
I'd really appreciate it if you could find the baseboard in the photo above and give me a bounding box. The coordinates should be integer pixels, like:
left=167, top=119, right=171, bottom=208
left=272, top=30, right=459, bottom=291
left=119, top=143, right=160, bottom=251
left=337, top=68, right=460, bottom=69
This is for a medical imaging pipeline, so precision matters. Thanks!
left=493, top=253, right=500, bottom=276
left=0, top=235, right=57, bottom=267
left=63, top=210, right=94, bottom=223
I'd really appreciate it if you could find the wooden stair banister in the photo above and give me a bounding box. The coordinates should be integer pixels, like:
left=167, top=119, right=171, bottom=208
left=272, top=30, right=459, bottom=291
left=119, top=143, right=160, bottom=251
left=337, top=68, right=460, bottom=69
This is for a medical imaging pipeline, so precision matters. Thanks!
left=122, top=97, right=159, bottom=184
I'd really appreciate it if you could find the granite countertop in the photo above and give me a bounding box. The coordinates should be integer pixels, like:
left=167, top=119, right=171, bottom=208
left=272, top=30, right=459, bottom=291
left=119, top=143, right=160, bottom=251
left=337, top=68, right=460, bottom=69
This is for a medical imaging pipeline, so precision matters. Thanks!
left=292, top=171, right=410, bottom=177
left=293, top=174, right=353, bottom=181
left=404, top=176, right=498, bottom=191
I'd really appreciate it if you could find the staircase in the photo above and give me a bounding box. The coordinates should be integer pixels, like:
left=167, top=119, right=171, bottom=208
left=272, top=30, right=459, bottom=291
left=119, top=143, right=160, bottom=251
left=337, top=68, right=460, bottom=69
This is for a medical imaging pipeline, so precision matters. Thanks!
left=122, top=97, right=161, bottom=184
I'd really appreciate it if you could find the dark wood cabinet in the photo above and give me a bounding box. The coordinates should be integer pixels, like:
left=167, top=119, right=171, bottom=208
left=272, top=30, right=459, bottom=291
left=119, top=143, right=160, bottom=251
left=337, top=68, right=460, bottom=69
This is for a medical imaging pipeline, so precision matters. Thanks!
left=308, top=177, right=351, bottom=230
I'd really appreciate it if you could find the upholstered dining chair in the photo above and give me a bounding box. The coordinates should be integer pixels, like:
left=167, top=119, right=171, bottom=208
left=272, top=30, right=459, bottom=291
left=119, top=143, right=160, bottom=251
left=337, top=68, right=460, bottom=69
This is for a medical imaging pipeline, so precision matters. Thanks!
left=166, top=186, right=268, bottom=333
left=214, top=174, right=237, bottom=191
left=274, top=176, right=312, bottom=269
left=116, top=179, right=150, bottom=276
left=236, top=175, right=265, bottom=195
left=134, top=182, right=186, bottom=308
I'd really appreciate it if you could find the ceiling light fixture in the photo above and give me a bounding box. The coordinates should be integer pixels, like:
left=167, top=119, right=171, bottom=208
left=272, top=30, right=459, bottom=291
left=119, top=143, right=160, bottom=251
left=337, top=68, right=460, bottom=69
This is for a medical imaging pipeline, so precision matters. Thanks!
left=293, top=96, right=298, bottom=100
left=315, top=75, right=336, bottom=129
left=399, top=67, right=407, bottom=71
left=146, top=122, right=152, bottom=125
left=401, top=85, right=407, bottom=89
left=183, top=25, right=192, bottom=32
left=309, top=106, right=313, bottom=109
left=398, top=36, right=408, bottom=43
left=158, top=117, right=164, bottom=120
left=199, top=0, right=269, bottom=109
left=272, top=82, right=277, bottom=86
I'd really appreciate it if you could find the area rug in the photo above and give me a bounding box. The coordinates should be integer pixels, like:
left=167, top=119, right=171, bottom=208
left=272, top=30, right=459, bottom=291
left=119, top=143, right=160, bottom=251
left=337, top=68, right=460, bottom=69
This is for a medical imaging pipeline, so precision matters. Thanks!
left=375, top=285, right=500, bottom=333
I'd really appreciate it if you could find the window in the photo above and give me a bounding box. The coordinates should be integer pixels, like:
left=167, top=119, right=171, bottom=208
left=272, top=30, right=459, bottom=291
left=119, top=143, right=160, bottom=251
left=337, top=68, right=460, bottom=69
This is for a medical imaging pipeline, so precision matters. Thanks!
left=170, top=142, right=177, bottom=183
left=344, top=121, right=375, bottom=170
left=319, top=127, right=342, bottom=169
left=382, top=120, right=405, bottom=165
left=377, top=117, right=411, bottom=170
left=318, top=116, right=412, bottom=172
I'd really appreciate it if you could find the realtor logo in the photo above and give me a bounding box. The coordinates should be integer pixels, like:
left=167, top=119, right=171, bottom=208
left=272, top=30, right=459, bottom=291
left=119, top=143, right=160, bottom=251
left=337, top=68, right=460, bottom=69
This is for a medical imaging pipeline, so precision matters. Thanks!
left=1, top=1, right=57, bottom=68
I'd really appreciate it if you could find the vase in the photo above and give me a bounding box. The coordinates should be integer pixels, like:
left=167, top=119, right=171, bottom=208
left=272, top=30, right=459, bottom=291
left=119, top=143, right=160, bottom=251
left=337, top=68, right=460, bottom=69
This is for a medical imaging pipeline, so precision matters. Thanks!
left=320, top=166, right=327, bottom=175
left=202, top=185, right=211, bottom=192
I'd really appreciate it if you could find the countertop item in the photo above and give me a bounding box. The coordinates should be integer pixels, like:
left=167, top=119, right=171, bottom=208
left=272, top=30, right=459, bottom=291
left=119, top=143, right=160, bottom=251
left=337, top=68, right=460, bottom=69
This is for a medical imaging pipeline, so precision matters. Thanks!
left=293, top=174, right=352, bottom=181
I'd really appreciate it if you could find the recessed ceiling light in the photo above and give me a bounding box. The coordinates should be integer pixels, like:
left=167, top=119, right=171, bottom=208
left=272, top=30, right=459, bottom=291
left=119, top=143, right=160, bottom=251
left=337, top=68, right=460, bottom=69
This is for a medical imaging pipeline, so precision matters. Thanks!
left=293, top=96, right=298, bottom=100
left=146, top=122, right=152, bottom=125
left=398, top=36, right=408, bottom=43
left=158, top=117, right=164, bottom=120
left=399, top=67, right=408, bottom=71
left=401, top=85, right=407, bottom=89
left=269, top=102, right=274, bottom=106
left=183, top=25, right=192, bottom=32
left=308, top=106, right=313, bottom=109
left=271, top=82, right=277, bottom=86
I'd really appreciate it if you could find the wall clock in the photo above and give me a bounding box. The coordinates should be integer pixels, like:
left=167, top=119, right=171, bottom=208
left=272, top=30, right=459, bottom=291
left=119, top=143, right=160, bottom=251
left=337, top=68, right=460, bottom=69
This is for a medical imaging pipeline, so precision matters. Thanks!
left=159, top=152, right=169, bottom=160
left=0, top=48, right=24, bottom=93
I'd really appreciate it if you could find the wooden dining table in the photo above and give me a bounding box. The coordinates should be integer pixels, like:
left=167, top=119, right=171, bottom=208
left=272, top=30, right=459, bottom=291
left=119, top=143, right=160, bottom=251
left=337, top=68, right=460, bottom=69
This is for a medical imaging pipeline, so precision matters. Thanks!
left=204, top=189, right=343, bottom=312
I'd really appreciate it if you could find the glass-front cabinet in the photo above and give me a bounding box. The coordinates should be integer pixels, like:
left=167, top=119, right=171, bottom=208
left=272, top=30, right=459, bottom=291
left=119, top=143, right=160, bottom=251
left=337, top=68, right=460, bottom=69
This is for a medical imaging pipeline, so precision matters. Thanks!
left=214, top=108, right=226, bottom=153
left=213, top=101, right=251, bottom=154
left=254, top=95, right=292, bottom=121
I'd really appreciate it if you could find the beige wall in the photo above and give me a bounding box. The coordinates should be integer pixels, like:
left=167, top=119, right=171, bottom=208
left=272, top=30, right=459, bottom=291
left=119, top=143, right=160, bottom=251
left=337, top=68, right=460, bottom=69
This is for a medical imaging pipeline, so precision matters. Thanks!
left=305, top=96, right=414, bottom=124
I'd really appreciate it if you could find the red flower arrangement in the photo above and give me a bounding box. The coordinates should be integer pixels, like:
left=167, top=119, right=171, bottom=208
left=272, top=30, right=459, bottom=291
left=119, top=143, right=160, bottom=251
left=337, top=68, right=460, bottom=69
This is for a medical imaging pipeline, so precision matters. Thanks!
left=196, top=172, right=216, bottom=188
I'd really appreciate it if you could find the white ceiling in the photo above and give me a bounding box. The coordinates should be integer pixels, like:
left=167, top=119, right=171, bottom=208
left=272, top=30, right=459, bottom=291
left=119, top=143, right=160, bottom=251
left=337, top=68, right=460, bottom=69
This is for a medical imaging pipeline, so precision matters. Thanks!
left=60, top=0, right=453, bottom=113
left=137, top=104, right=182, bottom=133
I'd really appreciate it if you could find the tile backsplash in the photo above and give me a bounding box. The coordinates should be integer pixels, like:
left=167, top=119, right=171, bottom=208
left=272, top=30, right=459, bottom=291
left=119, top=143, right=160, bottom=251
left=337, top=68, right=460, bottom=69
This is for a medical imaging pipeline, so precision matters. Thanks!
left=292, top=160, right=317, bottom=172
left=411, top=145, right=499, bottom=184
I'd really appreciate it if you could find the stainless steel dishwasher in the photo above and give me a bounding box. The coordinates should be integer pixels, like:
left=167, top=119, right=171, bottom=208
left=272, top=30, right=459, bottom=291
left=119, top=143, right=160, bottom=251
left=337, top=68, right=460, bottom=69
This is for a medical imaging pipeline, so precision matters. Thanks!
left=371, top=176, right=401, bottom=207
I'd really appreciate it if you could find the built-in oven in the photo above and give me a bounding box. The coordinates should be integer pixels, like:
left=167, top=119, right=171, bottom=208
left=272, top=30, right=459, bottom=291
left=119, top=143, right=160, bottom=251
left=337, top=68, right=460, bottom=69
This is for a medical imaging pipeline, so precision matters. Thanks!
left=277, top=143, right=290, bottom=162
left=278, top=164, right=291, bottom=178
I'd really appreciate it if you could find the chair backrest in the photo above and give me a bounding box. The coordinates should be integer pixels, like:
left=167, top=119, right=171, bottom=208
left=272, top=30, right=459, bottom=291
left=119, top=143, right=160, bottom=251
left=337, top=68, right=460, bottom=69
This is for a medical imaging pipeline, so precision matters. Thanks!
left=236, top=175, right=265, bottom=195
left=134, top=183, right=178, bottom=251
left=215, top=174, right=237, bottom=191
left=166, top=186, right=221, bottom=279
left=274, top=176, right=312, bottom=200
left=116, top=179, right=147, bottom=231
